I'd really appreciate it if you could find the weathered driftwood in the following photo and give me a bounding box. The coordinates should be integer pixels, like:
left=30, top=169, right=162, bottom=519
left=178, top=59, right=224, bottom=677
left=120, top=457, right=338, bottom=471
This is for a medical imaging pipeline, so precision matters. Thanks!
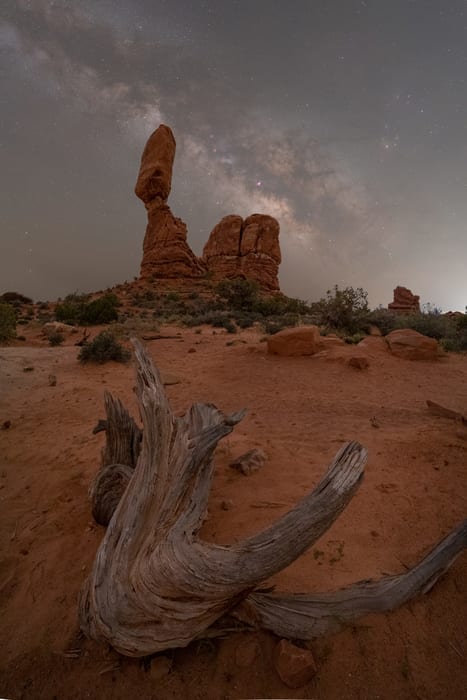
left=89, top=393, right=142, bottom=526
left=80, top=339, right=467, bottom=656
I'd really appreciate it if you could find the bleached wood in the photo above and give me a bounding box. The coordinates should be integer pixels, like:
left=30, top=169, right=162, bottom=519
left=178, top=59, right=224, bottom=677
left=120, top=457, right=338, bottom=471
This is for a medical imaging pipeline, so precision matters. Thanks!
left=80, top=339, right=466, bottom=656
left=234, top=519, right=467, bottom=637
left=79, top=340, right=366, bottom=655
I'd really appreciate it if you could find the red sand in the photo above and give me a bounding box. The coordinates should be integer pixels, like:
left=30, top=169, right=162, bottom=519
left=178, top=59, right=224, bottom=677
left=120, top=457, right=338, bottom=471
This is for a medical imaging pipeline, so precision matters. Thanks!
left=1, top=326, right=466, bottom=699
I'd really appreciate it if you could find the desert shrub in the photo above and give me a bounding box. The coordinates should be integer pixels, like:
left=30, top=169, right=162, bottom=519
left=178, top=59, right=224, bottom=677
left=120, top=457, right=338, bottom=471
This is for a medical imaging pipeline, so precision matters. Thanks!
left=393, top=311, right=449, bottom=340
left=364, top=308, right=398, bottom=335
left=78, top=331, right=130, bottom=363
left=48, top=332, right=65, bottom=346
left=216, top=278, right=259, bottom=311
left=56, top=293, right=119, bottom=325
left=0, top=303, right=16, bottom=341
left=440, top=313, right=467, bottom=352
left=0, top=291, right=33, bottom=305
left=79, top=294, right=120, bottom=324
left=309, top=285, right=369, bottom=334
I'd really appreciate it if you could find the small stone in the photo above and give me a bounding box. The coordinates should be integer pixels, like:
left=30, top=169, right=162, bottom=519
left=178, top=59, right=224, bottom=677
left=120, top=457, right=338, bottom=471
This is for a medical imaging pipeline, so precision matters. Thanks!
left=220, top=499, right=233, bottom=511
left=229, top=448, right=267, bottom=476
left=347, top=356, right=369, bottom=370
left=150, top=655, right=172, bottom=680
left=161, top=372, right=181, bottom=386
left=273, top=639, right=317, bottom=689
left=48, top=374, right=57, bottom=386
left=188, top=348, right=196, bottom=353
left=23, top=366, right=34, bottom=372
left=2, top=420, right=11, bottom=430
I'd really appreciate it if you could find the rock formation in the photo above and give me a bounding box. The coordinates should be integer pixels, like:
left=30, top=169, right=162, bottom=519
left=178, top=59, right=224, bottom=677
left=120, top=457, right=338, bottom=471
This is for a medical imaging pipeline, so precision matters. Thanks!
left=388, top=286, right=420, bottom=314
left=136, top=125, right=206, bottom=280
left=203, top=214, right=281, bottom=291
left=135, top=125, right=281, bottom=291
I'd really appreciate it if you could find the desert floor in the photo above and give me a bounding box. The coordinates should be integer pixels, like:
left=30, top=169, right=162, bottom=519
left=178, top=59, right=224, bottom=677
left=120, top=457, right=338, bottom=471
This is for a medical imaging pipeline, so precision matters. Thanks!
left=1, top=325, right=466, bottom=700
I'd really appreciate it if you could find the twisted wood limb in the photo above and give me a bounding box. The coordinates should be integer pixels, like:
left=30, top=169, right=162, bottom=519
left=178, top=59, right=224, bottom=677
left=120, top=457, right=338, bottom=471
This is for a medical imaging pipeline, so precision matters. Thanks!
left=80, top=339, right=467, bottom=657
left=233, top=519, right=467, bottom=637
left=79, top=340, right=366, bottom=655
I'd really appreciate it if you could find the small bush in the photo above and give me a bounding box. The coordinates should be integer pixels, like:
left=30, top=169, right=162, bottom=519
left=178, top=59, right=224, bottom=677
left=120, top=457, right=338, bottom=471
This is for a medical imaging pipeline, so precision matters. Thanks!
left=216, top=278, right=259, bottom=311
left=0, top=303, right=16, bottom=342
left=78, top=331, right=131, bottom=363
left=56, top=293, right=119, bottom=325
left=0, top=291, right=33, bottom=305
left=309, top=285, right=369, bottom=334
left=48, top=332, right=65, bottom=346
left=393, top=311, right=449, bottom=340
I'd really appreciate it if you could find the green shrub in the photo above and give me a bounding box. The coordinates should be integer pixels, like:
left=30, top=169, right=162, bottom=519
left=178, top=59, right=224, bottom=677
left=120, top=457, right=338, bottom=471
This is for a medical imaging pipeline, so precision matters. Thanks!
left=0, top=291, right=33, bottom=305
left=79, top=294, right=119, bottom=324
left=56, top=293, right=119, bottom=325
left=48, top=332, right=65, bottom=346
left=0, top=303, right=16, bottom=341
left=365, top=308, right=398, bottom=335
left=393, top=311, right=449, bottom=340
left=78, top=331, right=131, bottom=363
left=216, top=278, right=259, bottom=311
left=309, top=285, right=369, bottom=334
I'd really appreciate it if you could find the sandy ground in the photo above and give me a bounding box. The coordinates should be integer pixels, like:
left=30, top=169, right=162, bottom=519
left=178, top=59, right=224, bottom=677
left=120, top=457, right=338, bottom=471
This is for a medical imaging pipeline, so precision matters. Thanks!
left=1, top=325, right=466, bottom=700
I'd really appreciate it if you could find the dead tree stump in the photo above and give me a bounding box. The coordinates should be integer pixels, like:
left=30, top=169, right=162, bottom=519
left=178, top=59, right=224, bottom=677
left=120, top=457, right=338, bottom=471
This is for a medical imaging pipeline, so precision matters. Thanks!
left=79, top=339, right=467, bottom=656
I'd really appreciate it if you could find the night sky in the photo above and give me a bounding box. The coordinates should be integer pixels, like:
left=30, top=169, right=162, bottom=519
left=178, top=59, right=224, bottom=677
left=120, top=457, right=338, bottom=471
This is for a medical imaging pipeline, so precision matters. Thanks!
left=1, top=1, right=467, bottom=310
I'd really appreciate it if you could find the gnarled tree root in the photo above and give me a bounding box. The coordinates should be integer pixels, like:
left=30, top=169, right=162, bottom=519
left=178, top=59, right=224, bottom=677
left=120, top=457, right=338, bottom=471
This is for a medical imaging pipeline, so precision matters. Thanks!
left=80, top=339, right=467, bottom=656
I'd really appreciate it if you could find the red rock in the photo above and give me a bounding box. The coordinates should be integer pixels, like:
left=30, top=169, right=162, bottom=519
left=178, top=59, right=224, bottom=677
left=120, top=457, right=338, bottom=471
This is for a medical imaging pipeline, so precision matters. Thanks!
left=135, top=124, right=176, bottom=210
left=267, top=326, right=321, bottom=356
left=319, top=335, right=346, bottom=350
left=140, top=205, right=206, bottom=280
left=136, top=124, right=282, bottom=289
left=347, top=355, right=370, bottom=369
left=388, top=286, right=420, bottom=314
left=203, top=213, right=281, bottom=291
left=357, top=336, right=389, bottom=354
left=386, top=329, right=439, bottom=360
left=229, top=448, right=267, bottom=476
left=273, top=639, right=317, bottom=689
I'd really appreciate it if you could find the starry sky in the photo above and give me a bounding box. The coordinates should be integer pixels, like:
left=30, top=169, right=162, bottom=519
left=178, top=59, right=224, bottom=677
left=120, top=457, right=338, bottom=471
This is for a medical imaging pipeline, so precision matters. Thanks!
left=1, top=0, right=467, bottom=310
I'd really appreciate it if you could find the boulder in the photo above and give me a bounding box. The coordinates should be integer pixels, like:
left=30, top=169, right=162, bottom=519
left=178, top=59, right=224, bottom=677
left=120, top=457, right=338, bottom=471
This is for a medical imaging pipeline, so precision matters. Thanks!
left=135, top=124, right=176, bottom=211
left=386, top=329, right=439, bottom=360
left=388, top=286, right=420, bottom=314
left=267, top=326, right=321, bottom=356
left=273, top=639, right=317, bottom=689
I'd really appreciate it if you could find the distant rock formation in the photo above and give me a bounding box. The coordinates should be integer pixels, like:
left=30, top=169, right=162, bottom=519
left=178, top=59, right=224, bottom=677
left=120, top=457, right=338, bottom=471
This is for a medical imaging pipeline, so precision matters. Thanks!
left=388, top=286, right=420, bottom=314
left=135, top=125, right=281, bottom=290
left=136, top=125, right=206, bottom=280
left=202, top=214, right=281, bottom=291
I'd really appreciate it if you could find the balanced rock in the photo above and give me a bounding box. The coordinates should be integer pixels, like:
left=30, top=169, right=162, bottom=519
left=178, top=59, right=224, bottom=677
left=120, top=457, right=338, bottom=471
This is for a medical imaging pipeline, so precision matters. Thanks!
left=135, top=124, right=176, bottom=211
left=136, top=125, right=205, bottom=280
left=203, top=213, right=281, bottom=291
left=267, top=325, right=321, bottom=356
left=386, top=329, right=438, bottom=360
left=388, top=286, right=420, bottom=314
left=136, top=124, right=282, bottom=290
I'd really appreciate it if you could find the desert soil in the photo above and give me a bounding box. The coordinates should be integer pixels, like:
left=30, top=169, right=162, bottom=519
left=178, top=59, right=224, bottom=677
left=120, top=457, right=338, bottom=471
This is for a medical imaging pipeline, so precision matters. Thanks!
left=1, top=325, right=466, bottom=700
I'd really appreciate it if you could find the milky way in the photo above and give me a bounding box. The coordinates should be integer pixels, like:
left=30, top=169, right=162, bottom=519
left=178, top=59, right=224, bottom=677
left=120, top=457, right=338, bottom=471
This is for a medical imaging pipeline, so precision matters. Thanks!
left=1, top=0, right=466, bottom=310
